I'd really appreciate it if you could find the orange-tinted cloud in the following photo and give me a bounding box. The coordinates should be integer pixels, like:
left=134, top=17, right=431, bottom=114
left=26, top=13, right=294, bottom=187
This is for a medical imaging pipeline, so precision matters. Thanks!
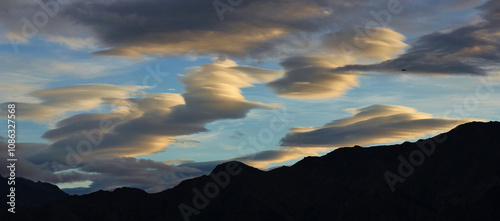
left=322, top=27, right=408, bottom=61
left=267, top=54, right=359, bottom=99
left=281, top=104, right=479, bottom=147
left=26, top=58, right=282, bottom=164
left=0, top=84, right=141, bottom=121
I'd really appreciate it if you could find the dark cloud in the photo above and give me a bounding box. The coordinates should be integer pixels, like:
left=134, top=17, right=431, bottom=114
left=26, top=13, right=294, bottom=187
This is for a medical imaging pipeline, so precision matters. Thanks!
left=41, top=113, right=123, bottom=140
left=78, top=0, right=488, bottom=59
left=77, top=157, right=204, bottom=193
left=0, top=143, right=87, bottom=184
left=0, top=148, right=206, bottom=194
left=332, top=0, right=500, bottom=76
left=0, top=142, right=206, bottom=194
left=1, top=0, right=487, bottom=59
left=60, top=0, right=339, bottom=58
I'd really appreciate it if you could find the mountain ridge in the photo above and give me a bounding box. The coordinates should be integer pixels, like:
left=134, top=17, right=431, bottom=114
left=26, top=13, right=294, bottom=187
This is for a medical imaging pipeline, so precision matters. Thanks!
left=0, top=175, right=69, bottom=217
left=3, top=121, right=500, bottom=220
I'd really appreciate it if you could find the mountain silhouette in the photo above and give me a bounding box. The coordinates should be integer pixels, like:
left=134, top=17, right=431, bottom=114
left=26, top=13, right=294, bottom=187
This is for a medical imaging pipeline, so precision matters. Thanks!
left=2, top=121, right=500, bottom=220
left=0, top=176, right=69, bottom=217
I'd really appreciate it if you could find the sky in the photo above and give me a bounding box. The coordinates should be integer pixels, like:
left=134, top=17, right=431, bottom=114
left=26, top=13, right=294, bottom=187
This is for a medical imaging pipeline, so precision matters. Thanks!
left=0, top=0, right=499, bottom=194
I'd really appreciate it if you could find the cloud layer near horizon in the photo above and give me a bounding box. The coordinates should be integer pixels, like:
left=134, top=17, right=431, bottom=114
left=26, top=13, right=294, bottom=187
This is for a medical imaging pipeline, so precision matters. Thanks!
left=0, top=143, right=207, bottom=194
left=281, top=104, right=478, bottom=147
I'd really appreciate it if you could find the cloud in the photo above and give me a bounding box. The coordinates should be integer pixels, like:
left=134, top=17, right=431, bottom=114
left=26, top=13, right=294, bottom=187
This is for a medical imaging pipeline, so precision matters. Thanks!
left=265, top=28, right=409, bottom=100
left=2, top=141, right=316, bottom=193
left=57, top=0, right=336, bottom=58
left=231, top=148, right=324, bottom=168
left=179, top=160, right=227, bottom=174
left=178, top=147, right=326, bottom=170
left=1, top=0, right=496, bottom=195
left=267, top=54, right=360, bottom=99
left=71, top=0, right=492, bottom=59
left=0, top=52, right=138, bottom=105
left=438, top=0, right=484, bottom=11
left=0, top=73, right=49, bottom=103
left=0, top=0, right=487, bottom=61
left=281, top=104, right=478, bottom=147
left=29, top=92, right=187, bottom=164
left=185, top=105, right=482, bottom=169
left=27, top=58, right=283, bottom=164
left=46, top=35, right=97, bottom=50
left=0, top=84, right=141, bottom=121
left=76, top=157, right=204, bottom=193
left=0, top=143, right=206, bottom=194
left=174, top=139, right=201, bottom=147
left=43, top=61, right=128, bottom=79
left=0, top=143, right=83, bottom=184
left=162, top=158, right=195, bottom=165
left=0, top=0, right=95, bottom=50
left=322, top=27, right=408, bottom=61
left=1, top=0, right=488, bottom=60
left=332, top=0, right=500, bottom=76
left=1, top=142, right=314, bottom=192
